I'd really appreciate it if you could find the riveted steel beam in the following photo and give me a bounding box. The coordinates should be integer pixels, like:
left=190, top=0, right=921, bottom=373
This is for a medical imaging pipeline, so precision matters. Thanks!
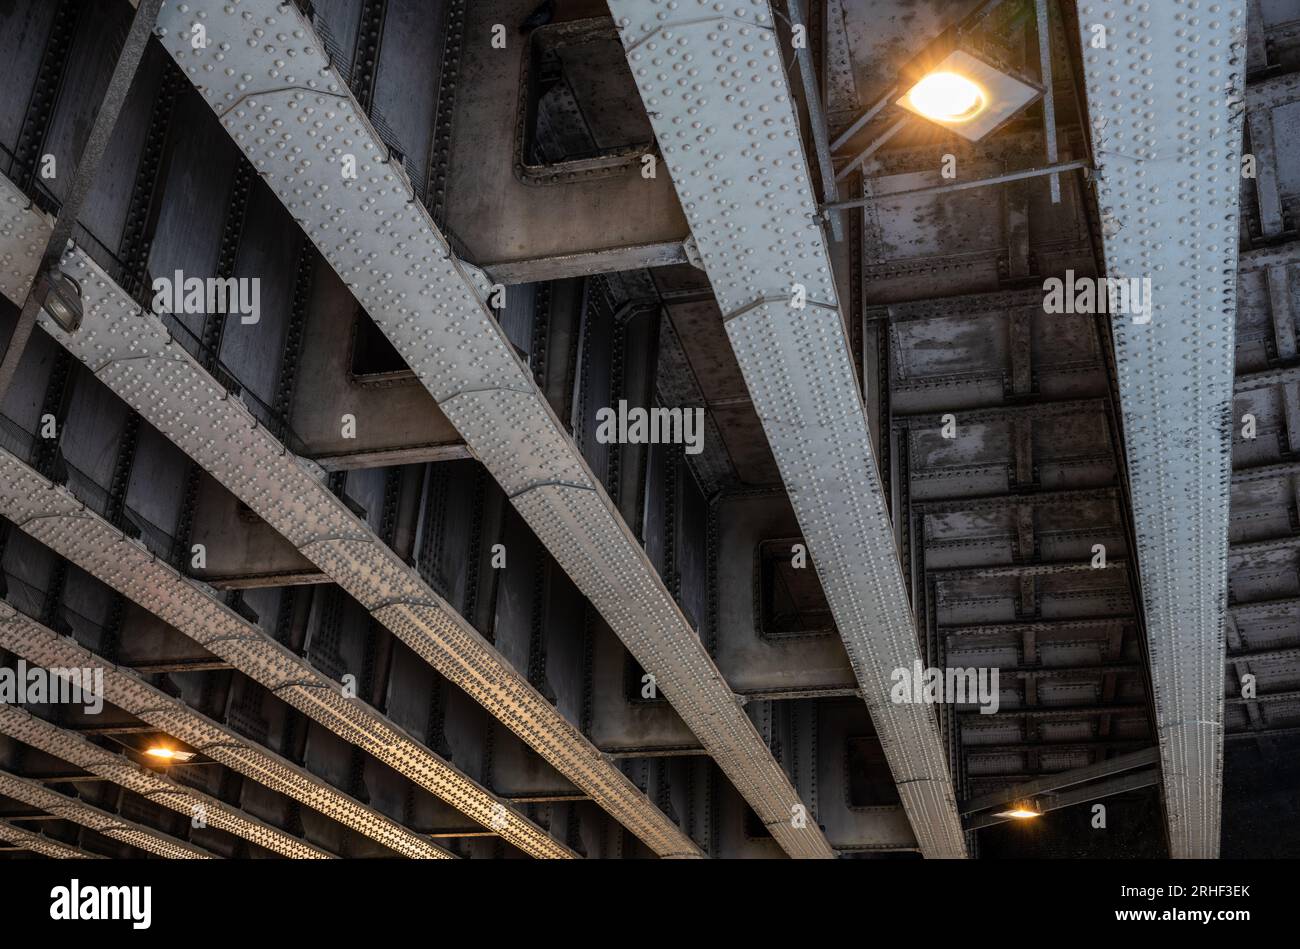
left=0, top=817, right=102, bottom=858
left=0, top=443, right=570, bottom=858
left=0, top=167, right=588, bottom=858
left=0, top=766, right=214, bottom=859
left=0, top=175, right=48, bottom=302
left=1075, top=0, right=1246, bottom=857
left=606, top=0, right=966, bottom=858
left=964, top=769, right=1160, bottom=832
left=0, top=601, right=454, bottom=859
left=0, top=0, right=164, bottom=403
left=0, top=205, right=695, bottom=861
left=960, top=746, right=1160, bottom=815
left=150, top=0, right=818, bottom=858
left=0, top=703, right=330, bottom=858
left=34, top=247, right=693, bottom=859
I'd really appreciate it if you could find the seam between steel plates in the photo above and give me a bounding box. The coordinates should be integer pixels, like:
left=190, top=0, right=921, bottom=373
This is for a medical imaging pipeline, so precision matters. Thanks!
left=1074, top=0, right=1244, bottom=858
left=0, top=818, right=104, bottom=858
left=0, top=703, right=331, bottom=858
left=604, top=0, right=967, bottom=857
left=150, top=0, right=825, bottom=858
left=0, top=602, right=454, bottom=859
left=0, top=440, right=571, bottom=859
left=0, top=765, right=216, bottom=859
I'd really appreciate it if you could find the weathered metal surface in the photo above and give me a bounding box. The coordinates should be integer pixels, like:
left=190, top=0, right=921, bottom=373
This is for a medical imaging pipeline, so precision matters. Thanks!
left=1076, top=0, right=1246, bottom=857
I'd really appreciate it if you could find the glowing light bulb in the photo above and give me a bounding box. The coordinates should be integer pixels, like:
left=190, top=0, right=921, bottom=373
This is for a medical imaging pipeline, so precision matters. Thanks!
left=906, top=71, right=986, bottom=122
left=994, top=799, right=1043, bottom=819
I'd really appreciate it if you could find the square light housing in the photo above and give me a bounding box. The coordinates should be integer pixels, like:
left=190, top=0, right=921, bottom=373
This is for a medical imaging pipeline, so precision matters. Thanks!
left=896, top=48, right=1042, bottom=142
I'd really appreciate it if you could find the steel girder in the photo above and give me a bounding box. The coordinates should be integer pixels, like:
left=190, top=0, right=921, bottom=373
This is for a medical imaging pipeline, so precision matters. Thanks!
left=606, top=0, right=966, bottom=857
left=1075, top=0, right=1246, bottom=857
left=0, top=179, right=569, bottom=861
left=0, top=602, right=454, bottom=859
left=0, top=176, right=688, bottom=860
left=0, top=703, right=331, bottom=858
left=39, top=250, right=695, bottom=860
left=0, top=444, right=570, bottom=859
left=0, top=766, right=214, bottom=859
left=150, top=0, right=826, bottom=858
left=0, top=181, right=43, bottom=303
left=0, top=818, right=103, bottom=858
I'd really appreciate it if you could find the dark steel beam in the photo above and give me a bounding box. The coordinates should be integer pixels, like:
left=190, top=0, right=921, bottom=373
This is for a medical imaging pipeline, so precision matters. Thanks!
left=0, top=0, right=165, bottom=401
left=961, top=746, right=1160, bottom=815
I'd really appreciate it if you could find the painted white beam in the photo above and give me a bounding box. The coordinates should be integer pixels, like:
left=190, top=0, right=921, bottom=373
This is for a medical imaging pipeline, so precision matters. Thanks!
left=606, top=0, right=966, bottom=857
left=1075, top=0, right=1245, bottom=857
left=0, top=703, right=331, bottom=858
left=146, top=0, right=827, bottom=858
left=0, top=765, right=215, bottom=859
left=0, top=602, right=454, bottom=859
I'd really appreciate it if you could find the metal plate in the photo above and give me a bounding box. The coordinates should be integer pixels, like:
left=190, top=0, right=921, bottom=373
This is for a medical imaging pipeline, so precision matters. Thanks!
left=0, top=767, right=214, bottom=859
left=607, top=0, right=966, bottom=857
left=1075, top=0, right=1245, bottom=858
left=0, top=602, right=453, bottom=859
left=0, top=173, right=48, bottom=304
left=0, top=818, right=102, bottom=859
left=30, top=241, right=669, bottom=859
left=150, top=0, right=816, bottom=858
left=0, top=444, right=569, bottom=858
left=0, top=702, right=329, bottom=858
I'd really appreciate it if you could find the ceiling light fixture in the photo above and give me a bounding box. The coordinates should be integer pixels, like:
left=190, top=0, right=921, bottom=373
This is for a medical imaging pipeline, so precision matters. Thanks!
left=37, top=271, right=84, bottom=334
left=895, top=42, right=1042, bottom=142
left=144, top=746, right=196, bottom=763
left=994, top=799, right=1043, bottom=820
left=904, top=71, right=986, bottom=123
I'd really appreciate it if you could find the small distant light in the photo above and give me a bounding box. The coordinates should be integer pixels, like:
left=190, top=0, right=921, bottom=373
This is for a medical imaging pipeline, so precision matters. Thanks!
left=994, top=800, right=1042, bottom=819
left=904, top=71, right=986, bottom=123
left=145, top=747, right=195, bottom=763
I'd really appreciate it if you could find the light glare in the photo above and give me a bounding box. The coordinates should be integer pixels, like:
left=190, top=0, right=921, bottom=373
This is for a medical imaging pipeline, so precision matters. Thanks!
left=906, top=71, right=986, bottom=122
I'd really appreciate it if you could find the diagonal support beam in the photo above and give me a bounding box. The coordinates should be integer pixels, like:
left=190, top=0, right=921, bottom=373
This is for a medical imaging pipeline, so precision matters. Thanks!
left=47, top=248, right=696, bottom=859
left=0, top=0, right=163, bottom=403
left=0, top=443, right=570, bottom=858
left=1075, top=0, right=1245, bottom=857
left=960, top=746, right=1159, bottom=815
left=0, top=817, right=103, bottom=858
left=150, top=0, right=824, bottom=858
left=0, top=765, right=214, bottom=859
left=0, top=602, right=454, bottom=859
left=0, top=703, right=331, bottom=858
left=607, top=0, right=966, bottom=857
left=0, top=172, right=690, bottom=860
left=964, top=768, right=1160, bottom=831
